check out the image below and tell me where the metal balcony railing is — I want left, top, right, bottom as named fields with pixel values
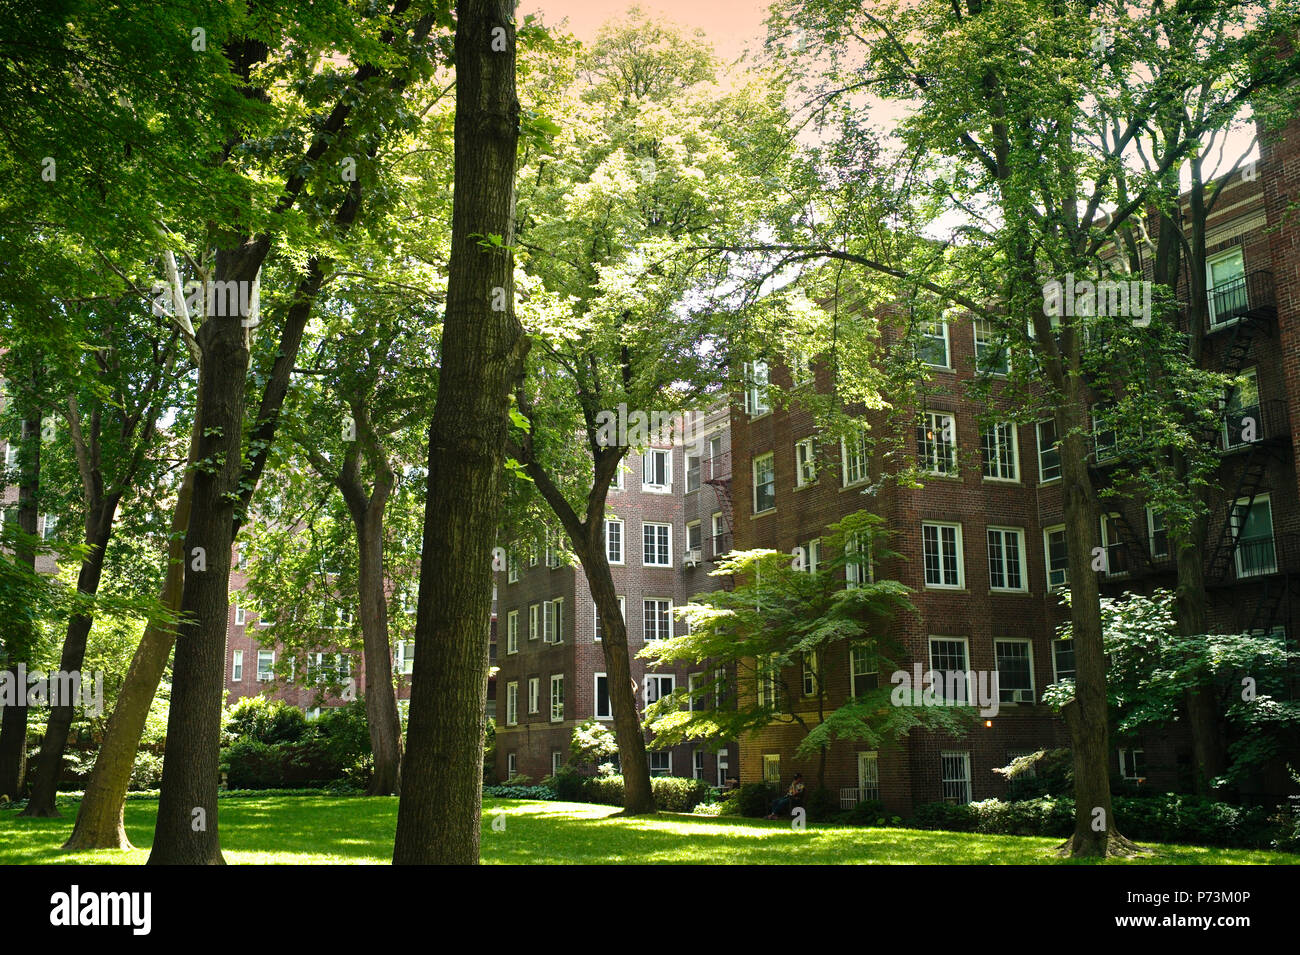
left=1206, top=270, right=1276, bottom=331
left=706, top=532, right=732, bottom=562
left=1222, top=398, right=1292, bottom=451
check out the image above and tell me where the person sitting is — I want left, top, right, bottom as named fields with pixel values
left=766, top=773, right=805, bottom=819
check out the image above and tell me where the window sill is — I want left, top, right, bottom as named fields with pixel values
left=990, top=588, right=1033, bottom=596
left=752, top=507, right=777, bottom=518
left=840, top=481, right=869, bottom=492
left=793, top=481, right=816, bottom=492
left=982, top=477, right=1021, bottom=485
left=642, top=486, right=674, bottom=494
left=642, top=562, right=673, bottom=569
left=923, top=585, right=967, bottom=592
left=1038, top=477, right=1062, bottom=487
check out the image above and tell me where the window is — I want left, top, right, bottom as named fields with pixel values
left=507, top=753, right=517, bottom=776
left=845, top=531, right=872, bottom=588
left=550, top=674, right=564, bottom=722
left=841, top=429, right=868, bottom=486
left=593, top=596, right=624, bottom=641
left=642, top=522, right=671, bottom=566
left=915, top=319, right=950, bottom=367
left=929, top=638, right=970, bottom=703
left=1118, top=748, right=1146, bottom=780
left=507, top=551, right=519, bottom=583
left=232, top=650, right=243, bottom=682
left=528, top=603, right=539, bottom=640
left=1100, top=513, right=1128, bottom=577
left=605, top=518, right=624, bottom=565
left=1044, top=526, right=1069, bottom=590
left=644, top=673, right=675, bottom=712
left=643, top=448, right=671, bottom=492
left=1037, top=420, right=1061, bottom=482
left=40, top=514, right=56, bottom=541
left=506, top=682, right=518, bottom=725
left=688, top=672, right=704, bottom=711
left=917, top=412, right=957, bottom=475
left=338, top=655, right=351, bottom=679
left=686, top=454, right=701, bottom=492
left=995, top=639, right=1034, bottom=703
left=257, top=650, right=275, bottom=682
left=922, top=522, right=963, bottom=589
left=693, top=750, right=706, bottom=780
left=1146, top=508, right=1168, bottom=561
left=717, top=748, right=730, bottom=787
left=545, top=538, right=562, bottom=568
left=850, top=644, right=878, bottom=697
left=234, top=605, right=246, bottom=627
left=506, top=611, right=519, bottom=654
left=1224, top=367, right=1260, bottom=450
left=3, top=444, right=16, bottom=469
left=1052, top=639, right=1076, bottom=682
left=711, top=512, right=726, bottom=559
left=648, top=751, right=672, bottom=777
left=643, top=598, right=672, bottom=642
left=794, top=438, right=816, bottom=486
left=743, top=360, right=771, bottom=416
left=552, top=751, right=564, bottom=776
left=857, top=752, right=880, bottom=802
left=707, top=435, right=724, bottom=478
left=1232, top=494, right=1276, bottom=578
left=396, top=640, right=415, bottom=675
left=756, top=653, right=778, bottom=707
left=986, top=527, right=1026, bottom=592
left=762, top=753, right=781, bottom=785
left=1092, top=406, right=1118, bottom=463
left=980, top=422, right=1018, bottom=481
left=974, top=318, right=1008, bottom=375
left=528, top=544, right=538, bottom=567
left=801, top=651, right=818, bottom=696
left=594, top=673, right=611, bottom=719
left=789, top=351, right=813, bottom=386
left=610, top=463, right=624, bottom=491
left=549, top=598, right=564, bottom=644
left=800, top=538, right=821, bottom=574
left=527, top=677, right=539, bottom=714
left=1207, top=247, right=1246, bottom=327
left=752, top=452, right=776, bottom=513
left=941, top=751, right=972, bottom=804
left=686, top=521, right=702, bottom=560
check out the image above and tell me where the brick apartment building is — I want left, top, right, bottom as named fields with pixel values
left=491, top=403, right=739, bottom=785
left=727, top=118, right=1300, bottom=815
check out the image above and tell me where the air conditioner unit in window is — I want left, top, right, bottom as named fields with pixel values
left=1013, top=689, right=1035, bottom=704
left=684, top=548, right=702, bottom=567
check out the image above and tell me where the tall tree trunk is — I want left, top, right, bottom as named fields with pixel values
left=21, top=500, right=120, bottom=817
left=148, top=248, right=260, bottom=865
left=393, top=0, right=527, bottom=865
left=0, top=411, right=41, bottom=799
left=64, top=460, right=195, bottom=849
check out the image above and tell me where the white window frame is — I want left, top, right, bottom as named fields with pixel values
left=549, top=598, right=564, bottom=645
left=1207, top=247, right=1246, bottom=328
left=981, top=421, right=1019, bottom=482
left=1146, top=507, right=1169, bottom=561
left=1037, top=420, right=1061, bottom=483
left=688, top=671, right=704, bottom=711
left=642, top=522, right=672, bottom=567
left=857, top=751, right=880, bottom=801
left=1223, top=366, right=1260, bottom=450
left=841, top=429, right=869, bottom=487
left=396, top=640, right=415, bottom=675
left=593, top=596, right=624, bottom=642
left=1044, top=525, right=1069, bottom=590
left=850, top=643, right=878, bottom=698
left=506, top=681, right=518, bottom=726
left=917, top=319, right=951, bottom=368
left=743, top=360, right=771, bottom=417
left=643, top=597, right=673, bottom=642
left=973, top=318, right=1008, bottom=375
left=845, top=530, right=872, bottom=589
left=528, top=603, right=539, bottom=640
left=1232, top=493, right=1276, bottom=578
left=642, top=448, right=672, bottom=493
left=232, top=650, right=243, bottom=682
left=605, top=517, right=624, bottom=565
left=507, top=752, right=517, bottom=776
left=756, top=653, right=778, bottom=707
left=752, top=452, right=776, bottom=514
left=1118, top=747, right=1147, bottom=780
left=928, top=637, right=971, bottom=704
left=801, top=650, right=818, bottom=697
left=507, top=610, right=519, bottom=654
left=918, top=411, right=957, bottom=475
left=994, top=638, right=1035, bottom=704
left=1051, top=638, right=1076, bottom=682
left=941, top=751, right=973, bottom=804
left=686, top=453, right=701, bottom=493
left=643, top=673, right=676, bottom=713
left=234, top=605, right=246, bottom=627
left=594, top=672, right=612, bottom=720
left=507, top=550, right=519, bottom=583
left=257, top=650, right=275, bottom=682
left=986, top=526, right=1027, bottom=593
left=794, top=437, right=816, bottom=487
left=527, top=676, right=539, bottom=714
left=922, top=521, right=964, bottom=589
left=648, top=750, right=673, bottom=777
left=693, top=750, right=706, bottom=780
left=550, top=674, right=564, bottom=722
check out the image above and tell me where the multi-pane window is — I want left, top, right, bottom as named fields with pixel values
left=795, top=438, right=816, bottom=486
left=610, top=463, right=624, bottom=491
left=1037, top=420, right=1061, bottom=482
left=756, top=654, right=778, bottom=707
left=527, top=677, right=539, bottom=714
left=552, top=751, right=564, bottom=776
left=1044, top=526, right=1069, bottom=589
left=257, top=650, right=275, bottom=682
left=1223, top=366, right=1260, bottom=450
left=507, top=551, right=519, bottom=583
left=1207, top=247, right=1246, bottom=327
left=707, top=435, right=724, bottom=478
left=506, top=681, right=518, bottom=726
left=841, top=429, right=868, bottom=486
left=922, top=522, right=963, bottom=588
left=648, top=751, right=672, bottom=777
left=802, top=538, right=821, bottom=574
left=743, top=360, right=771, bottom=416
left=917, top=412, right=957, bottom=474
left=1092, top=406, right=1118, bottom=462
left=916, top=319, right=950, bottom=367
left=686, top=521, right=702, bottom=559
left=234, top=605, right=246, bottom=627
left=507, top=753, right=517, bottom=776
left=1146, top=508, right=1169, bottom=560
left=845, top=530, right=872, bottom=589
left=688, top=672, right=704, bottom=712
left=593, top=596, right=624, bottom=642
left=980, top=422, right=1018, bottom=480
left=643, top=598, right=672, bottom=642
left=929, top=638, right=970, bottom=703
left=643, top=448, right=671, bottom=491
left=789, top=351, right=813, bottom=386
left=986, top=527, right=1026, bottom=591
left=594, top=673, right=612, bottom=719
left=857, top=752, right=880, bottom=802
left=974, top=318, right=1008, bottom=375
left=994, top=639, right=1034, bottom=703
left=1118, top=748, right=1146, bottom=780
left=693, top=750, right=706, bottom=780
left=550, top=675, right=564, bottom=722
left=644, top=673, right=675, bottom=712
left=1052, top=638, right=1076, bottom=681
left=642, top=522, right=671, bottom=566
left=528, top=603, right=539, bottom=640
left=396, top=640, right=414, bottom=675
left=941, top=751, right=972, bottom=804
left=1232, top=495, right=1276, bottom=578
left=605, top=518, right=623, bottom=564
left=753, top=452, right=776, bottom=513
left=711, top=512, right=726, bottom=558
left=686, top=454, right=701, bottom=492
left=801, top=651, right=818, bottom=696
left=41, top=514, right=56, bottom=541
left=232, top=650, right=243, bottom=682
left=762, top=754, right=781, bottom=787
left=850, top=644, right=878, bottom=697
left=550, top=598, right=564, bottom=644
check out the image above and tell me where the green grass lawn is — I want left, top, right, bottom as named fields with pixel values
left=1, top=796, right=1295, bottom=864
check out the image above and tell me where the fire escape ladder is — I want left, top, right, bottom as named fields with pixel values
left=1204, top=445, right=1273, bottom=582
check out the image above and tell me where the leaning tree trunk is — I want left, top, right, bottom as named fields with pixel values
left=148, top=250, right=258, bottom=866
left=1174, top=499, right=1226, bottom=795
left=64, top=458, right=195, bottom=849
left=393, top=0, right=527, bottom=865
left=21, top=499, right=120, bottom=817
left=0, top=411, right=41, bottom=800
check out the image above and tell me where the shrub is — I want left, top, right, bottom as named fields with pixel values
left=720, top=783, right=775, bottom=818
left=910, top=800, right=978, bottom=833
left=844, top=799, right=887, bottom=826
left=549, top=765, right=586, bottom=802
left=993, top=748, right=1073, bottom=799
left=129, top=751, right=165, bottom=791
left=805, top=787, right=839, bottom=823
left=224, top=698, right=308, bottom=745
left=222, top=736, right=347, bottom=789
left=692, top=802, right=724, bottom=816
left=578, top=774, right=713, bottom=811
left=483, top=784, right=555, bottom=800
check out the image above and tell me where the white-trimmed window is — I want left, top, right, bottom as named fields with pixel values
left=1207, top=247, right=1246, bottom=327
left=974, top=318, right=1008, bottom=375
left=642, top=522, right=671, bottom=567
left=507, top=610, right=519, bottom=654
left=743, top=360, right=771, bottom=416
left=528, top=603, right=539, bottom=640
left=1051, top=639, right=1076, bottom=682
left=929, top=637, right=970, bottom=704
left=648, top=751, right=672, bottom=777
left=550, top=674, right=564, bottom=722
left=605, top=517, right=624, bottom=565
left=1118, top=748, right=1146, bottom=780
left=1147, top=508, right=1169, bottom=561
left=941, top=751, right=972, bottom=804
left=507, top=551, right=519, bottom=583
left=232, top=650, right=243, bottom=682
left=1223, top=366, right=1260, bottom=450
left=841, top=428, right=868, bottom=486
left=551, top=751, right=564, bottom=776
left=752, top=452, right=776, bottom=513
left=789, top=351, right=813, bottom=386
left=916, top=319, right=950, bottom=368
left=644, top=673, right=675, bottom=713
left=396, top=640, right=415, bottom=675
left=845, top=530, right=872, bottom=589
left=3, top=443, right=16, bottom=469
left=795, top=438, right=816, bottom=486
left=711, top=512, right=725, bottom=558
left=234, top=605, right=246, bottom=627
left=506, top=681, right=518, bottom=725
left=1232, top=494, right=1276, bottom=578
left=688, top=672, right=704, bottom=711
left=1092, top=406, right=1118, bottom=463
left=549, top=598, right=564, bottom=645
left=1044, top=525, right=1069, bottom=590
left=857, top=751, right=880, bottom=801
left=803, top=538, right=821, bottom=574
left=528, top=543, right=538, bottom=567
left=610, top=462, right=624, bottom=491
left=756, top=653, right=778, bottom=707
left=922, top=522, right=963, bottom=588
left=716, top=748, right=730, bottom=787
left=1037, top=420, right=1061, bottom=482
left=850, top=643, right=878, bottom=697
left=643, top=448, right=672, bottom=492
left=257, top=650, right=275, bottom=682
left=917, top=412, right=957, bottom=475
left=693, top=750, right=706, bottom=780
left=686, top=521, right=702, bottom=561
left=981, top=421, right=1018, bottom=481
left=40, top=513, right=56, bottom=541
left=762, top=753, right=781, bottom=785
left=994, top=638, right=1034, bottom=704
left=507, top=752, right=517, bottom=776
left=986, top=527, right=1026, bottom=592
left=593, top=596, right=624, bottom=642
left=527, top=676, right=539, bottom=714
left=643, top=598, right=672, bottom=642
left=594, top=673, right=611, bottom=719
left=686, top=454, right=701, bottom=493
left=801, top=651, right=819, bottom=697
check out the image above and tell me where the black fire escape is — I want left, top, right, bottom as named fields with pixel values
left=703, top=449, right=734, bottom=562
